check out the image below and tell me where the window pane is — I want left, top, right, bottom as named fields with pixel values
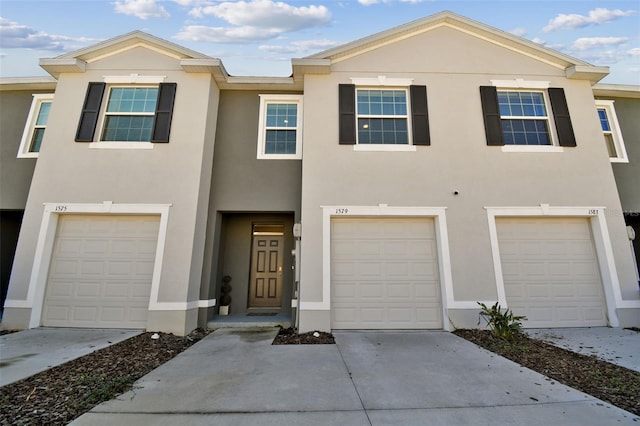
left=107, top=87, right=158, bottom=113
left=358, top=118, right=408, bottom=144
left=265, top=129, right=296, bottom=154
left=357, top=89, right=407, bottom=117
left=501, top=119, right=550, bottom=145
left=266, top=103, right=297, bottom=128
left=30, top=128, right=45, bottom=152
left=36, top=102, right=51, bottom=126
left=597, top=109, right=611, bottom=131
left=498, top=91, right=546, bottom=117
left=605, top=134, right=617, bottom=157
left=102, top=116, right=154, bottom=141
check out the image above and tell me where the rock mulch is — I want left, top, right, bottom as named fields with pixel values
left=453, top=329, right=640, bottom=416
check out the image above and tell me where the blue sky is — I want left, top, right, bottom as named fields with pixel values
left=1, top=0, right=638, bottom=84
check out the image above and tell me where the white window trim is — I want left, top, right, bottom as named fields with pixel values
left=355, top=86, right=413, bottom=149
left=351, top=76, right=414, bottom=87
left=18, top=94, right=54, bottom=158
left=98, top=85, right=158, bottom=143
left=257, top=94, right=303, bottom=160
left=300, top=205, right=454, bottom=330
left=89, top=142, right=154, bottom=150
left=595, top=100, right=628, bottom=163
left=103, top=74, right=166, bottom=84
left=496, top=88, right=558, bottom=150
left=491, top=80, right=564, bottom=152
left=485, top=204, right=640, bottom=329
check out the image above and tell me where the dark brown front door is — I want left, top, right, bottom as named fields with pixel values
left=249, top=233, right=283, bottom=308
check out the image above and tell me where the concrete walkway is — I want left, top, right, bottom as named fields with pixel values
left=73, top=329, right=638, bottom=425
left=0, top=328, right=142, bottom=387
left=527, top=327, right=640, bottom=373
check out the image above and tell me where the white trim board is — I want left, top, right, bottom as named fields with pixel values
left=484, top=204, right=634, bottom=327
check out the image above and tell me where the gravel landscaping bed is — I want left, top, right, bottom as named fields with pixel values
left=453, top=328, right=640, bottom=416
left=0, top=329, right=209, bottom=425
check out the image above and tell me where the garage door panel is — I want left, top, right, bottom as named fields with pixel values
left=497, top=218, right=607, bottom=328
left=331, top=218, right=442, bottom=329
left=43, top=215, right=159, bottom=329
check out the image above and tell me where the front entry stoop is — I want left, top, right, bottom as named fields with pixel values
left=207, top=313, right=291, bottom=330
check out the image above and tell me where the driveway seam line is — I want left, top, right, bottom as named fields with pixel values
left=335, top=341, right=373, bottom=426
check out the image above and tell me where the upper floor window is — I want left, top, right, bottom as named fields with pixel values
left=595, top=100, right=628, bottom=163
left=481, top=83, right=576, bottom=151
left=257, top=94, right=302, bottom=159
left=102, top=87, right=158, bottom=142
left=18, top=94, right=54, bottom=158
left=339, top=79, right=430, bottom=151
left=497, top=91, right=551, bottom=145
left=357, top=89, right=409, bottom=145
left=75, top=79, right=176, bottom=148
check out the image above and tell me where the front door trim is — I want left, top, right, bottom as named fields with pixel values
left=248, top=223, right=284, bottom=310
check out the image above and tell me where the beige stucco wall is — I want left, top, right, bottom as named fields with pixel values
left=298, top=26, right=638, bottom=331
left=0, top=91, right=51, bottom=210
left=3, top=46, right=219, bottom=335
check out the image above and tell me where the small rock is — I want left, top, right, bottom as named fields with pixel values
left=151, top=333, right=160, bottom=340
left=313, top=332, right=320, bottom=338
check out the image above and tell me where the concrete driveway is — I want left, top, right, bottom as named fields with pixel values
left=0, top=328, right=142, bottom=387
left=73, top=329, right=638, bottom=425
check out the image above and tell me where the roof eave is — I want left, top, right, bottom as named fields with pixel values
left=0, top=76, right=58, bottom=92
left=566, top=65, right=610, bottom=85
left=39, top=58, right=86, bottom=78
left=593, top=83, right=640, bottom=98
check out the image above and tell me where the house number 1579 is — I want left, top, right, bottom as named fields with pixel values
left=335, top=208, right=349, bottom=215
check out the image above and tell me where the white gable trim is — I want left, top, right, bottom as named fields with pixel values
left=329, top=22, right=567, bottom=71
left=87, top=42, right=183, bottom=63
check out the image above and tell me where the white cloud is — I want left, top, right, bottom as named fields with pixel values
left=195, top=0, right=331, bottom=31
left=114, top=0, right=170, bottom=20
left=358, top=0, right=426, bottom=4
left=178, top=0, right=331, bottom=43
left=175, top=25, right=282, bottom=43
left=571, top=37, right=630, bottom=51
left=0, top=17, right=97, bottom=50
left=629, top=47, right=640, bottom=56
left=543, top=8, right=636, bottom=32
left=259, top=39, right=341, bottom=54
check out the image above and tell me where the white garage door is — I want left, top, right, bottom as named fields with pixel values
left=42, top=215, right=160, bottom=328
left=331, top=218, right=442, bottom=329
left=496, top=217, right=607, bottom=328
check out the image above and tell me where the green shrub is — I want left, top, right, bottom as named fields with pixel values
left=477, top=302, right=526, bottom=340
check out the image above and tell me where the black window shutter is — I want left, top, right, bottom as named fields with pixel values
left=548, top=88, right=576, bottom=147
left=151, top=82, right=177, bottom=143
left=479, top=86, right=504, bottom=146
left=410, top=85, right=430, bottom=146
left=339, top=84, right=356, bottom=145
left=75, top=82, right=105, bottom=142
